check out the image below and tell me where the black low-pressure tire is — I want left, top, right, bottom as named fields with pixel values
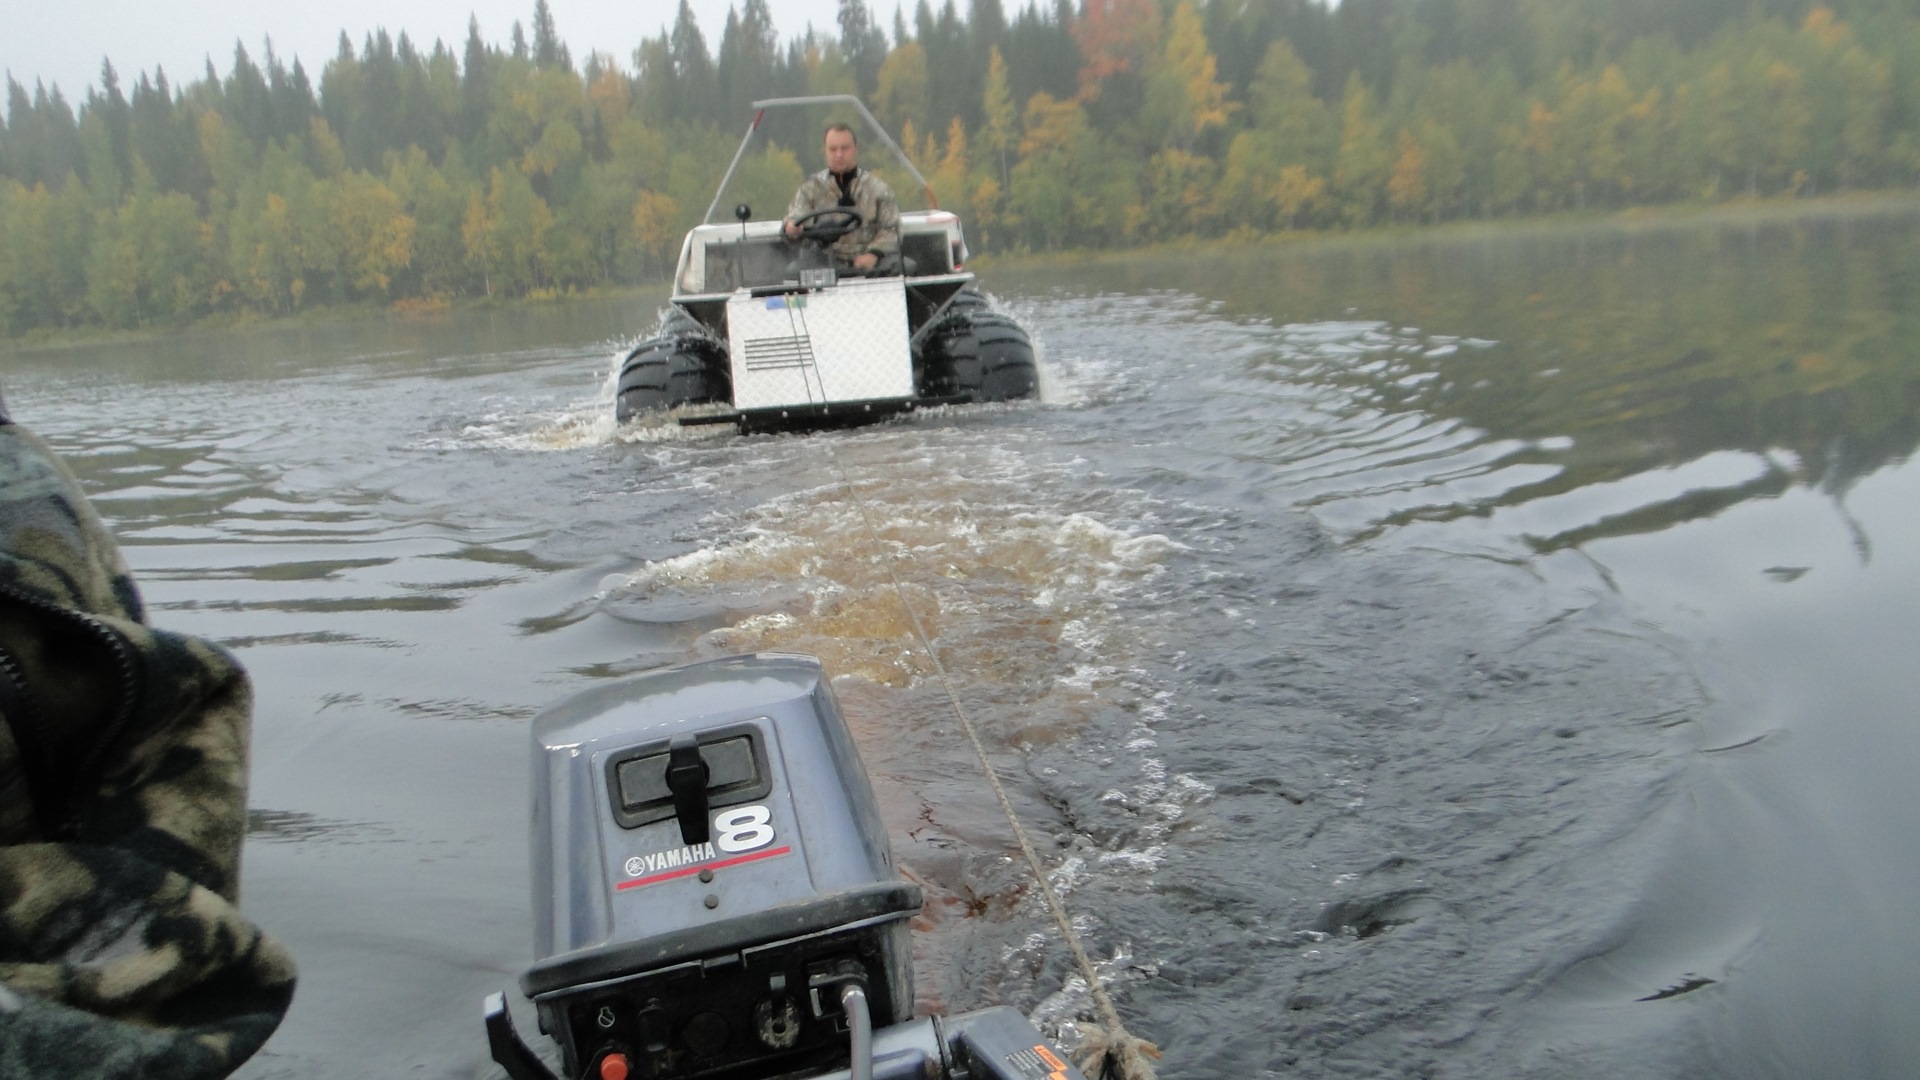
left=917, top=303, right=1038, bottom=404
left=943, top=285, right=993, bottom=317
left=615, top=333, right=730, bottom=422
left=968, top=312, right=1039, bottom=401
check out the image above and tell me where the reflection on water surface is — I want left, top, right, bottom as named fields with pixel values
left=7, top=202, right=1920, bottom=1078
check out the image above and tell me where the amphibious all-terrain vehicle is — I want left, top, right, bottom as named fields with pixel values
left=483, top=653, right=1087, bottom=1080
left=614, top=97, right=1038, bottom=433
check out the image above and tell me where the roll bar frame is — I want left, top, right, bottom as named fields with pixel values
left=701, top=95, right=939, bottom=225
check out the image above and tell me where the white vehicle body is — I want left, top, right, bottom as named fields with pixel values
left=724, top=278, right=913, bottom=410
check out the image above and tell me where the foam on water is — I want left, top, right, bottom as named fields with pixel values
left=598, top=456, right=1183, bottom=689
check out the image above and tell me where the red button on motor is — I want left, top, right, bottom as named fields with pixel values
left=599, top=1052, right=631, bottom=1080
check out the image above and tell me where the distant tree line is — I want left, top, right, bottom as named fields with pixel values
left=3, top=0, right=1918, bottom=335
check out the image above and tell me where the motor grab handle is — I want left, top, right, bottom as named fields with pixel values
left=485, top=993, right=562, bottom=1080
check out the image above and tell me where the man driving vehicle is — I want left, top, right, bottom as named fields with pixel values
left=784, top=122, right=901, bottom=275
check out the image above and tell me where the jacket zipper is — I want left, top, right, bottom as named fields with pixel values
left=0, top=579, right=142, bottom=837
left=0, top=641, right=57, bottom=831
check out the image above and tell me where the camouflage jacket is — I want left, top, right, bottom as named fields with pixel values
left=0, top=400, right=294, bottom=1079
left=786, top=167, right=901, bottom=263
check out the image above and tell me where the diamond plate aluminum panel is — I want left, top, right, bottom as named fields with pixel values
left=727, top=279, right=913, bottom=410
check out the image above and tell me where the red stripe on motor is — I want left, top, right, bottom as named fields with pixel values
left=615, top=845, right=793, bottom=891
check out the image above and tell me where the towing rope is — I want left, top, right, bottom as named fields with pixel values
left=825, top=454, right=1160, bottom=1080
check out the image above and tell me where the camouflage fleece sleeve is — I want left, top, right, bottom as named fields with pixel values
left=860, top=174, right=900, bottom=258
left=787, top=171, right=832, bottom=224
left=0, top=421, right=295, bottom=1079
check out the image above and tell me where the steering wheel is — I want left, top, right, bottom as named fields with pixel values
left=791, top=207, right=865, bottom=245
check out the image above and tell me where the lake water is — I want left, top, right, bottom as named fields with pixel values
left=6, top=201, right=1920, bottom=1078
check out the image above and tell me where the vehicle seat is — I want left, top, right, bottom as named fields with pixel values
left=899, top=233, right=950, bottom=274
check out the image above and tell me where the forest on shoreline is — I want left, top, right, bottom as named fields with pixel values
left=3, top=0, right=1919, bottom=337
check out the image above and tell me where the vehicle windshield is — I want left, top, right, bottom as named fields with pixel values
left=702, top=96, right=937, bottom=227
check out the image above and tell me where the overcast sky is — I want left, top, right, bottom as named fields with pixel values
left=1, top=0, right=851, bottom=103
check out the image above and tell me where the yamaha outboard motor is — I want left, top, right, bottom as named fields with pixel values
left=485, top=653, right=1088, bottom=1080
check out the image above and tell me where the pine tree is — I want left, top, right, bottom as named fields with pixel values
left=839, top=0, right=889, bottom=99
left=532, top=0, right=573, bottom=72
left=129, top=68, right=196, bottom=197
left=226, top=42, right=274, bottom=153
left=461, top=17, right=493, bottom=149
left=271, top=51, right=320, bottom=148
left=1002, top=1, right=1077, bottom=107
left=87, top=59, right=134, bottom=194
left=926, top=2, right=971, bottom=132
left=669, top=0, right=717, bottom=124
left=708, top=0, right=785, bottom=131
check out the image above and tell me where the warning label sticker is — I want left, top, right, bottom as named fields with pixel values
left=1000, top=1043, right=1073, bottom=1080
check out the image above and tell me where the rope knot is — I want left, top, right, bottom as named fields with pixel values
left=1074, top=1024, right=1162, bottom=1080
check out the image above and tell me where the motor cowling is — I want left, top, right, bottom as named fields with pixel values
left=522, top=654, right=918, bottom=1079
left=487, top=652, right=1090, bottom=1080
